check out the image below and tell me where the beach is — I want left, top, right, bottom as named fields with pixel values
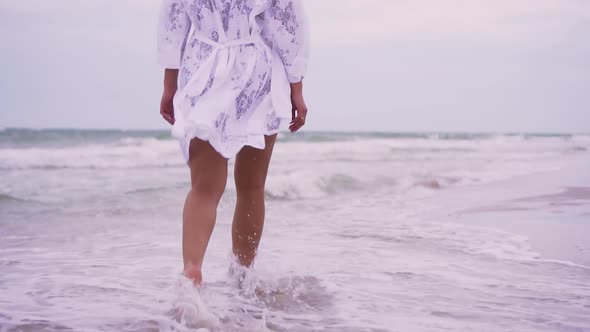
left=1, top=129, right=589, bottom=332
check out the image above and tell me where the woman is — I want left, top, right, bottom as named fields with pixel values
left=157, top=0, right=310, bottom=285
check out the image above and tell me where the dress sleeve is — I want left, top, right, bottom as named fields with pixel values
left=262, top=0, right=310, bottom=83
left=157, top=0, right=192, bottom=69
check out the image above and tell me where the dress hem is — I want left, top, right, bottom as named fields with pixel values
left=174, top=118, right=290, bottom=165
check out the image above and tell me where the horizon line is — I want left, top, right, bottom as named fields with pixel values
left=1, top=127, right=589, bottom=136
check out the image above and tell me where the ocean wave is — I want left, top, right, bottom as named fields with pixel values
left=0, top=138, right=184, bottom=170
left=113, top=137, right=173, bottom=147
left=531, top=258, right=590, bottom=271
left=572, top=134, right=590, bottom=144
left=263, top=168, right=473, bottom=201
left=2, top=128, right=585, bottom=148
left=264, top=172, right=367, bottom=200
left=2, top=132, right=587, bottom=208
left=0, top=128, right=174, bottom=149
left=0, top=193, right=23, bottom=202
left=125, top=183, right=188, bottom=195
left=1, top=131, right=588, bottom=170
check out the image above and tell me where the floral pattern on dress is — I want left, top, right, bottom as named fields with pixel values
left=157, top=0, right=309, bottom=162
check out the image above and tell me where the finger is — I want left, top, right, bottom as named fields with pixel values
left=290, top=117, right=305, bottom=132
left=164, top=106, right=175, bottom=119
left=160, top=107, right=169, bottom=119
left=296, top=110, right=307, bottom=126
left=161, top=113, right=173, bottom=125
left=289, top=115, right=301, bottom=130
left=165, top=111, right=175, bottom=125
left=165, top=104, right=175, bottom=117
left=298, top=113, right=308, bottom=128
left=290, top=123, right=303, bottom=132
left=289, top=106, right=308, bottom=131
left=292, top=110, right=306, bottom=124
left=295, top=118, right=306, bottom=131
left=160, top=108, right=175, bottom=125
left=290, top=108, right=306, bottom=123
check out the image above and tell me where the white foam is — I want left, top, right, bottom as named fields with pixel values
left=166, top=277, right=220, bottom=331
left=2, top=134, right=590, bottom=331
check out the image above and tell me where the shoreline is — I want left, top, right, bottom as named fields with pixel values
left=427, top=158, right=590, bottom=266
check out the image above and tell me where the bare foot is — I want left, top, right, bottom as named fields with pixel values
left=184, top=263, right=203, bottom=286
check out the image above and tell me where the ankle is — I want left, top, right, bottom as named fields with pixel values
left=183, top=263, right=203, bottom=285
left=231, top=250, right=254, bottom=268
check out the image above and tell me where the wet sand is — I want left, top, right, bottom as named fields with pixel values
left=432, top=159, right=590, bottom=266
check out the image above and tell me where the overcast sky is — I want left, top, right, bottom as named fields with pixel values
left=0, top=0, right=589, bottom=133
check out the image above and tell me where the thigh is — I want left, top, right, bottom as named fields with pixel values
left=234, top=135, right=277, bottom=191
left=188, top=138, right=228, bottom=193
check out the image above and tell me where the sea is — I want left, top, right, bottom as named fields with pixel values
left=1, top=128, right=589, bottom=332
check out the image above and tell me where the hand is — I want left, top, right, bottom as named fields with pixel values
left=289, top=92, right=308, bottom=132
left=160, top=88, right=176, bottom=125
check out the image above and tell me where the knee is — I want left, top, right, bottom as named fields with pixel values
left=235, top=180, right=266, bottom=198
left=191, top=178, right=226, bottom=202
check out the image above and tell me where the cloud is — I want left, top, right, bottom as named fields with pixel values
left=3, top=0, right=588, bottom=48
left=0, top=0, right=588, bottom=132
left=306, top=0, right=590, bottom=47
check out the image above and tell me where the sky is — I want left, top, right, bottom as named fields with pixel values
left=0, top=0, right=589, bottom=133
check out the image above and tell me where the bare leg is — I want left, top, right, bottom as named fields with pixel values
left=232, top=135, right=277, bottom=267
left=183, top=138, right=228, bottom=284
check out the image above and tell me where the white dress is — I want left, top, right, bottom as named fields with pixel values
left=157, top=0, right=310, bottom=162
